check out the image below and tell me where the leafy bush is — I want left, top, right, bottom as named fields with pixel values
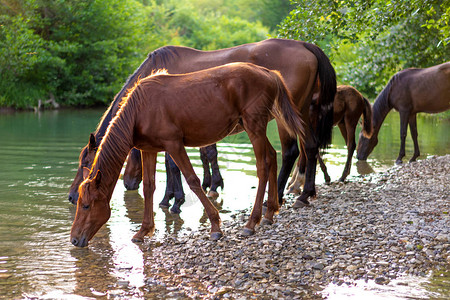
left=278, top=0, right=450, bottom=99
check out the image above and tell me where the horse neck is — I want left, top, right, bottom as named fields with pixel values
left=91, top=104, right=136, bottom=198
left=94, top=50, right=162, bottom=140
left=371, top=83, right=393, bottom=136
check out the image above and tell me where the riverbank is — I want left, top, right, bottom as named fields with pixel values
left=139, top=155, right=449, bottom=299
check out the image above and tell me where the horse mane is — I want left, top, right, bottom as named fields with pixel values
left=89, top=71, right=167, bottom=182
left=92, top=46, right=179, bottom=141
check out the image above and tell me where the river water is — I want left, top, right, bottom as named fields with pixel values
left=0, top=109, right=448, bottom=299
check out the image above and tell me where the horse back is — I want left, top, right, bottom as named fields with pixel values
left=133, top=63, right=279, bottom=149
left=176, top=39, right=319, bottom=107
left=391, top=62, right=450, bottom=113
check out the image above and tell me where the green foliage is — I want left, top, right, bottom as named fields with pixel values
left=1, top=0, right=278, bottom=108
left=278, top=0, right=450, bottom=98
left=165, top=1, right=267, bottom=50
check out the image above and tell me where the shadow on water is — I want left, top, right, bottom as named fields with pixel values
left=0, top=109, right=448, bottom=298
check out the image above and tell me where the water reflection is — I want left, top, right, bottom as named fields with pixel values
left=0, top=109, right=448, bottom=299
left=323, top=272, right=448, bottom=299
left=160, top=208, right=185, bottom=236
left=355, top=160, right=375, bottom=176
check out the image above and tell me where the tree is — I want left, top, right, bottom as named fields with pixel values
left=278, top=0, right=449, bottom=97
left=0, top=0, right=273, bottom=108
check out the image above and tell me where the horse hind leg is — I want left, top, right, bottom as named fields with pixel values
left=317, top=153, right=331, bottom=183
left=199, top=147, right=212, bottom=192
left=166, top=143, right=222, bottom=240
left=277, top=125, right=300, bottom=205
left=242, top=134, right=278, bottom=236
left=408, top=114, right=420, bottom=162
left=293, top=132, right=319, bottom=208
left=338, top=121, right=356, bottom=182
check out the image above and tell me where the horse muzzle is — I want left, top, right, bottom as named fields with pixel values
left=71, top=235, right=88, bottom=247
left=68, top=191, right=79, bottom=205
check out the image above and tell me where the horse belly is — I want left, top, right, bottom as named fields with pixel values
left=181, top=114, right=241, bottom=147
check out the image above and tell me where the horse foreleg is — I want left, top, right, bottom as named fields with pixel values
left=408, top=114, right=420, bottom=162
left=202, top=144, right=224, bottom=198
left=167, top=144, right=222, bottom=240
left=287, top=161, right=304, bottom=195
left=396, top=111, right=409, bottom=164
left=199, top=147, right=212, bottom=192
left=160, top=154, right=185, bottom=213
left=287, top=162, right=299, bottom=187
left=207, top=145, right=224, bottom=193
left=132, top=151, right=157, bottom=243
left=243, top=136, right=277, bottom=236
left=339, top=121, right=355, bottom=182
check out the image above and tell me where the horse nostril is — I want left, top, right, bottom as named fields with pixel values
left=124, top=183, right=129, bottom=190
left=71, top=237, right=79, bottom=246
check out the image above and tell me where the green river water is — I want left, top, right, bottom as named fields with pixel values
left=0, top=109, right=448, bottom=299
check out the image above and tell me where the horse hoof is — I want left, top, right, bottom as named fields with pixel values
left=170, top=206, right=181, bottom=214
left=131, top=236, right=144, bottom=243
left=207, top=190, right=219, bottom=199
left=261, top=218, right=273, bottom=226
left=240, top=227, right=255, bottom=236
left=159, top=202, right=170, bottom=209
left=292, top=199, right=310, bottom=209
left=210, top=231, right=223, bottom=241
left=262, top=205, right=267, bottom=215
left=287, top=187, right=301, bottom=195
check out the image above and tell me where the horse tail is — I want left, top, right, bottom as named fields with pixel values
left=271, top=71, right=306, bottom=145
left=303, top=42, right=337, bottom=149
left=361, top=96, right=373, bottom=138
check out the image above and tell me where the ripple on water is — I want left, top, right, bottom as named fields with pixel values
left=322, top=273, right=445, bottom=299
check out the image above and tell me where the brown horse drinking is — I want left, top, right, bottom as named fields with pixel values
left=69, top=39, right=336, bottom=210
left=287, top=85, right=373, bottom=194
left=357, top=62, right=450, bottom=164
left=70, top=63, right=306, bottom=247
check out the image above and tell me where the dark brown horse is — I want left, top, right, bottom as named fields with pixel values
left=357, top=62, right=450, bottom=164
left=70, top=63, right=306, bottom=247
left=70, top=38, right=336, bottom=210
left=287, top=85, right=373, bottom=194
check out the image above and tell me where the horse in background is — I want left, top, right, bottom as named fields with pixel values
left=287, top=85, right=373, bottom=194
left=104, top=38, right=336, bottom=211
left=357, top=62, right=450, bottom=164
left=70, top=63, right=306, bottom=247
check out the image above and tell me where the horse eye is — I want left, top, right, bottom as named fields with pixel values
left=82, top=204, right=90, bottom=210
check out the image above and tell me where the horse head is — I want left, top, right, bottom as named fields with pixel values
left=356, top=131, right=378, bottom=160
left=123, top=148, right=142, bottom=190
left=70, top=170, right=111, bottom=247
left=68, top=134, right=98, bottom=204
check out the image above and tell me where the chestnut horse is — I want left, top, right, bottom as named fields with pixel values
left=70, top=38, right=336, bottom=210
left=70, top=63, right=306, bottom=247
left=287, top=85, right=373, bottom=194
left=357, top=62, right=450, bottom=164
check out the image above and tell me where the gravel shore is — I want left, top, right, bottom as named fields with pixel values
left=142, top=155, right=449, bottom=299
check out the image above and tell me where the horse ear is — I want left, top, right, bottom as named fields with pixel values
left=93, top=170, right=102, bottom=188
left=82, top=167, right=90, bottom=180
left=88, top=133, right=96, bottom=151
